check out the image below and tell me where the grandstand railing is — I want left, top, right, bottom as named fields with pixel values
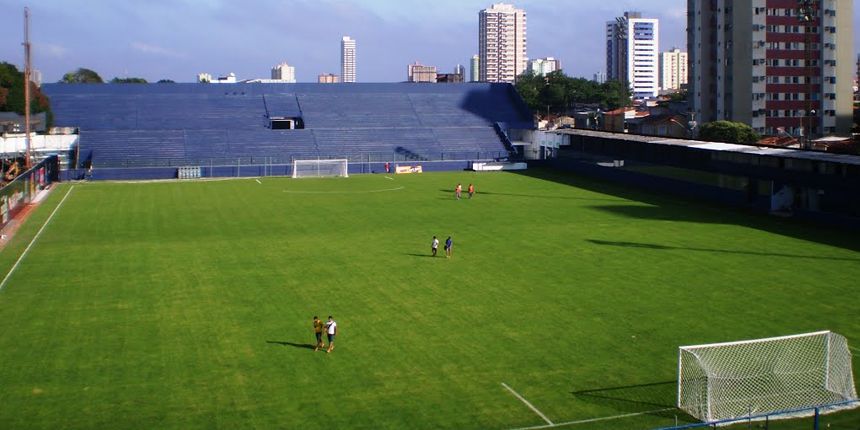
left=0, top=155, right=60, bottom=230
left=86, top=150, right=511, bottom=169
left=654, top=399, right=860, bottom=430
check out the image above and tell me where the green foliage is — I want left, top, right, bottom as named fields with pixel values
left=515, top=71, right=631, bottom=116
left=60, top=67, right=104, bottom=84
left=0, top=172, right=858, bottom=428
left=110, top=77, right=148, bottom=84
left=156, top=79, right=176, bottom=84
left=698, top=120, right=761, bottom=144
left=0, top=62, right=53, bottom=127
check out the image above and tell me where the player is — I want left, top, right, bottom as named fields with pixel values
left=455, top=183, right=462, bottom=200
left=313, top=316, right=325, bottom=351
left=325, top=316, right=338, bottom=353
left=468, top=183, right=475, bottom=199
left=431, top=236, right=439, bottom=257
left=445, top=236, right=453, bottom=258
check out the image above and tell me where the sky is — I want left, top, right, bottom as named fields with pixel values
left=0, top=0, right=858, bottom=83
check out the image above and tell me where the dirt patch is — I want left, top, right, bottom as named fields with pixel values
left=0, top=187, right=53, bottom=253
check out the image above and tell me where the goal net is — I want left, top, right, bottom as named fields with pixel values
left=292, top=159, right=349, bottom=179
left=678, top=331, right=857, bottom=424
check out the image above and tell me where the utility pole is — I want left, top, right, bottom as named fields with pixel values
left=23, top=7, right=32, bottom=168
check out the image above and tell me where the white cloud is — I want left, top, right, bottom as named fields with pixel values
left=131, top=42, right=185, bottom=59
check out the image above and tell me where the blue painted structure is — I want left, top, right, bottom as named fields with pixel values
left=43, top=83, right=533, bottom=179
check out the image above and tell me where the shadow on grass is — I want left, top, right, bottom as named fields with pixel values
left=406, top=253, right=438, bottom=258
left=514, top=168, right=860, bottom=252
left=587, top=239, right=860, bottom=262
left=266, top=340, right=314, bottom=350
left=571, top=380, right=691, bottom=423
left=437, top=188, right=621, bottom=202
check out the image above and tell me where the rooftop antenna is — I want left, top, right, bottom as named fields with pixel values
left=23, top=7, right=32, bottom=168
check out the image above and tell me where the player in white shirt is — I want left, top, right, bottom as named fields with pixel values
left=431, top=236, right=439, bottom=257
left=325, top=316, right=338, bottom=353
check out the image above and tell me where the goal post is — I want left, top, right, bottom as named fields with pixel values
left=292, top=159, right=349, bottom=179
left=677, top=331, right=858, bottom=423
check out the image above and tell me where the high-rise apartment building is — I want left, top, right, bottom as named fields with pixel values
left=408, top=63, right=438, bottom=83
left=606, top=12, right=659, bottom=99
left=528, top=57, right=561, bottom=76
left=470, top=55, right=480, bottom=82
left=478, top=3, right=527, bottom=83
left=341, top=36, right=356, bottom=83
left=660, top=48, right=688, bottom=91
left=271, top=62, right=296, bottom=83
left=688, top=0, right=854, bottom=136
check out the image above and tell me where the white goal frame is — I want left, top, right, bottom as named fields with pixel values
left=677, top=331, right=858, bottom=424
left=292, top=159, right=349, bottom=179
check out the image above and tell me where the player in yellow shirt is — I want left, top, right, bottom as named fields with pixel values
left=313, top=316, right=326, bottom=351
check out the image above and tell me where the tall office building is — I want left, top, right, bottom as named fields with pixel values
left=271, top=62, right=296, bottom=83
left=528, top=57, right=561, bottom=76
left=660, top=48, right=688, bottom=91
left=688, top=0, right=854, bottom=136
left=478, top=3, right=527, bottom=83
left=341, top=36, right=356, bottom=83
left=470, top=55, right=480, bottom=82
left=606, top=12, right=659, bottom=99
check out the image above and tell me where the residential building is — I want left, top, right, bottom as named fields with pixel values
left=408, top=63, right=438, bottom=83
left=479, top=3, right=527, bottom=83
left=470, top=55, right=480, bottom=82
left=688, top=0, right=854, bottom=136
left=341, top=36, right=356, bottom=83
left=270, top=62, right=296, bottom=83
left=606, top=11, right=660, bottom=99
left=660, top=48, right=688, bottom=92
left=528, top=57, right=561, bottom=76
left=593, top=71, right=606, bottom=84
left=197, top=72, right=236, bottom=84
left=318, top=73, right=340, bottom=83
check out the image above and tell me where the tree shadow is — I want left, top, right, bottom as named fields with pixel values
left=266, top=340, right=314, bottom=350
left=586, top=239, right=860, bottom=262
left=513, top=168, right=860, bottom=252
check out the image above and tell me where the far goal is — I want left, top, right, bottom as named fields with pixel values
left=678, top=331, right=858, bottom=424
left=292, top=159, right=349, bottom=179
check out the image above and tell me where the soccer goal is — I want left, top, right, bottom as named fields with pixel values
left=677, top=331, right=858, bottom=424
left=292, top=159, right=349, bottom=179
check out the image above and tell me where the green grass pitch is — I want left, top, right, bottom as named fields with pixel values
left=0, top=169, right=858, bottom=429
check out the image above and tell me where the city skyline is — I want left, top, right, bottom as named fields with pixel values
left=0, top=0, right=857, bottom=84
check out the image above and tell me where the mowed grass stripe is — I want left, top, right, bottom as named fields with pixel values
left=0, top=170, right=857, bottom=429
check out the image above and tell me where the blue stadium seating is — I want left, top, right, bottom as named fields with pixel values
left=44, top=83, right=533, bottom=170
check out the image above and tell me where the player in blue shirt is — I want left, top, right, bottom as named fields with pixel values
left=445, top=236, right=453, bottom=258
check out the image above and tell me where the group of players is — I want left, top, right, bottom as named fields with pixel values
left=312, top=316, right=337, bottom=353
left=454, top=183, right=475, bottom=200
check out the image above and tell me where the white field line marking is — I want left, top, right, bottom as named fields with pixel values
left=508, top=408, right=676, bottom=430
left=384, top=176, right=394, bottom=180
left=255, top=178, right=262, bottom=184
left=0, top=185, right=75, bottom=292
left=283, top=186, right=405, bottom=194
left=501, top=383, right=553, bottom=426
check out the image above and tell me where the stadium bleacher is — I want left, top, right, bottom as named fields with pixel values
left=44, top=82, right=533, bottom=174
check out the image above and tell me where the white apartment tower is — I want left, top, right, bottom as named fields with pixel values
left=341, top=36, right=356, bottom=83
left=606, top=12, right=660, bottom=99
left=470, top=55, right=480, bottom=82
left=528, top=57, right=561, bottom=76
left=479, top=3, right=527, bottom=83
left=660, top=48, right=688, bottom=91
left=271, top=62, right=296, bottom=83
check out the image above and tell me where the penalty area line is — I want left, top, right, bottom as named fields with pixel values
left=501, top=382, right=553, bottom=426
left=255, top=178, right=262, bottom=184
left=508, top=407, right=676, bottom=430
left=0, top=185, right=75, bottom=292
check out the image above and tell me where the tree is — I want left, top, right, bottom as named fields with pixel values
left=698, top=121, right=761, bottom=144
left=156, top=79, right=176, bottom=84
left=110, top=77, right=148, bottom=84
left=60, top=68, right=103, bottom=84
left=0, top=62, right=53, bottom=128
left=515, top=70, right=631, bottom=117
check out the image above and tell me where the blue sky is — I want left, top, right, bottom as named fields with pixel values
left=0, top=0, right=857, bottom=83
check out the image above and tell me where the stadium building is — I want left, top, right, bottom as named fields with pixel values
left=41, top=83, right=533, bottom=180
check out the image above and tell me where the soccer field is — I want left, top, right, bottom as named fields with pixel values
left=0, top=169, right=858, bottom=429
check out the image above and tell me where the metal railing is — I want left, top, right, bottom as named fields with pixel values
left=655, top=399, right=860, bottom=430
left=0, top=155, right=60, bottom=229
